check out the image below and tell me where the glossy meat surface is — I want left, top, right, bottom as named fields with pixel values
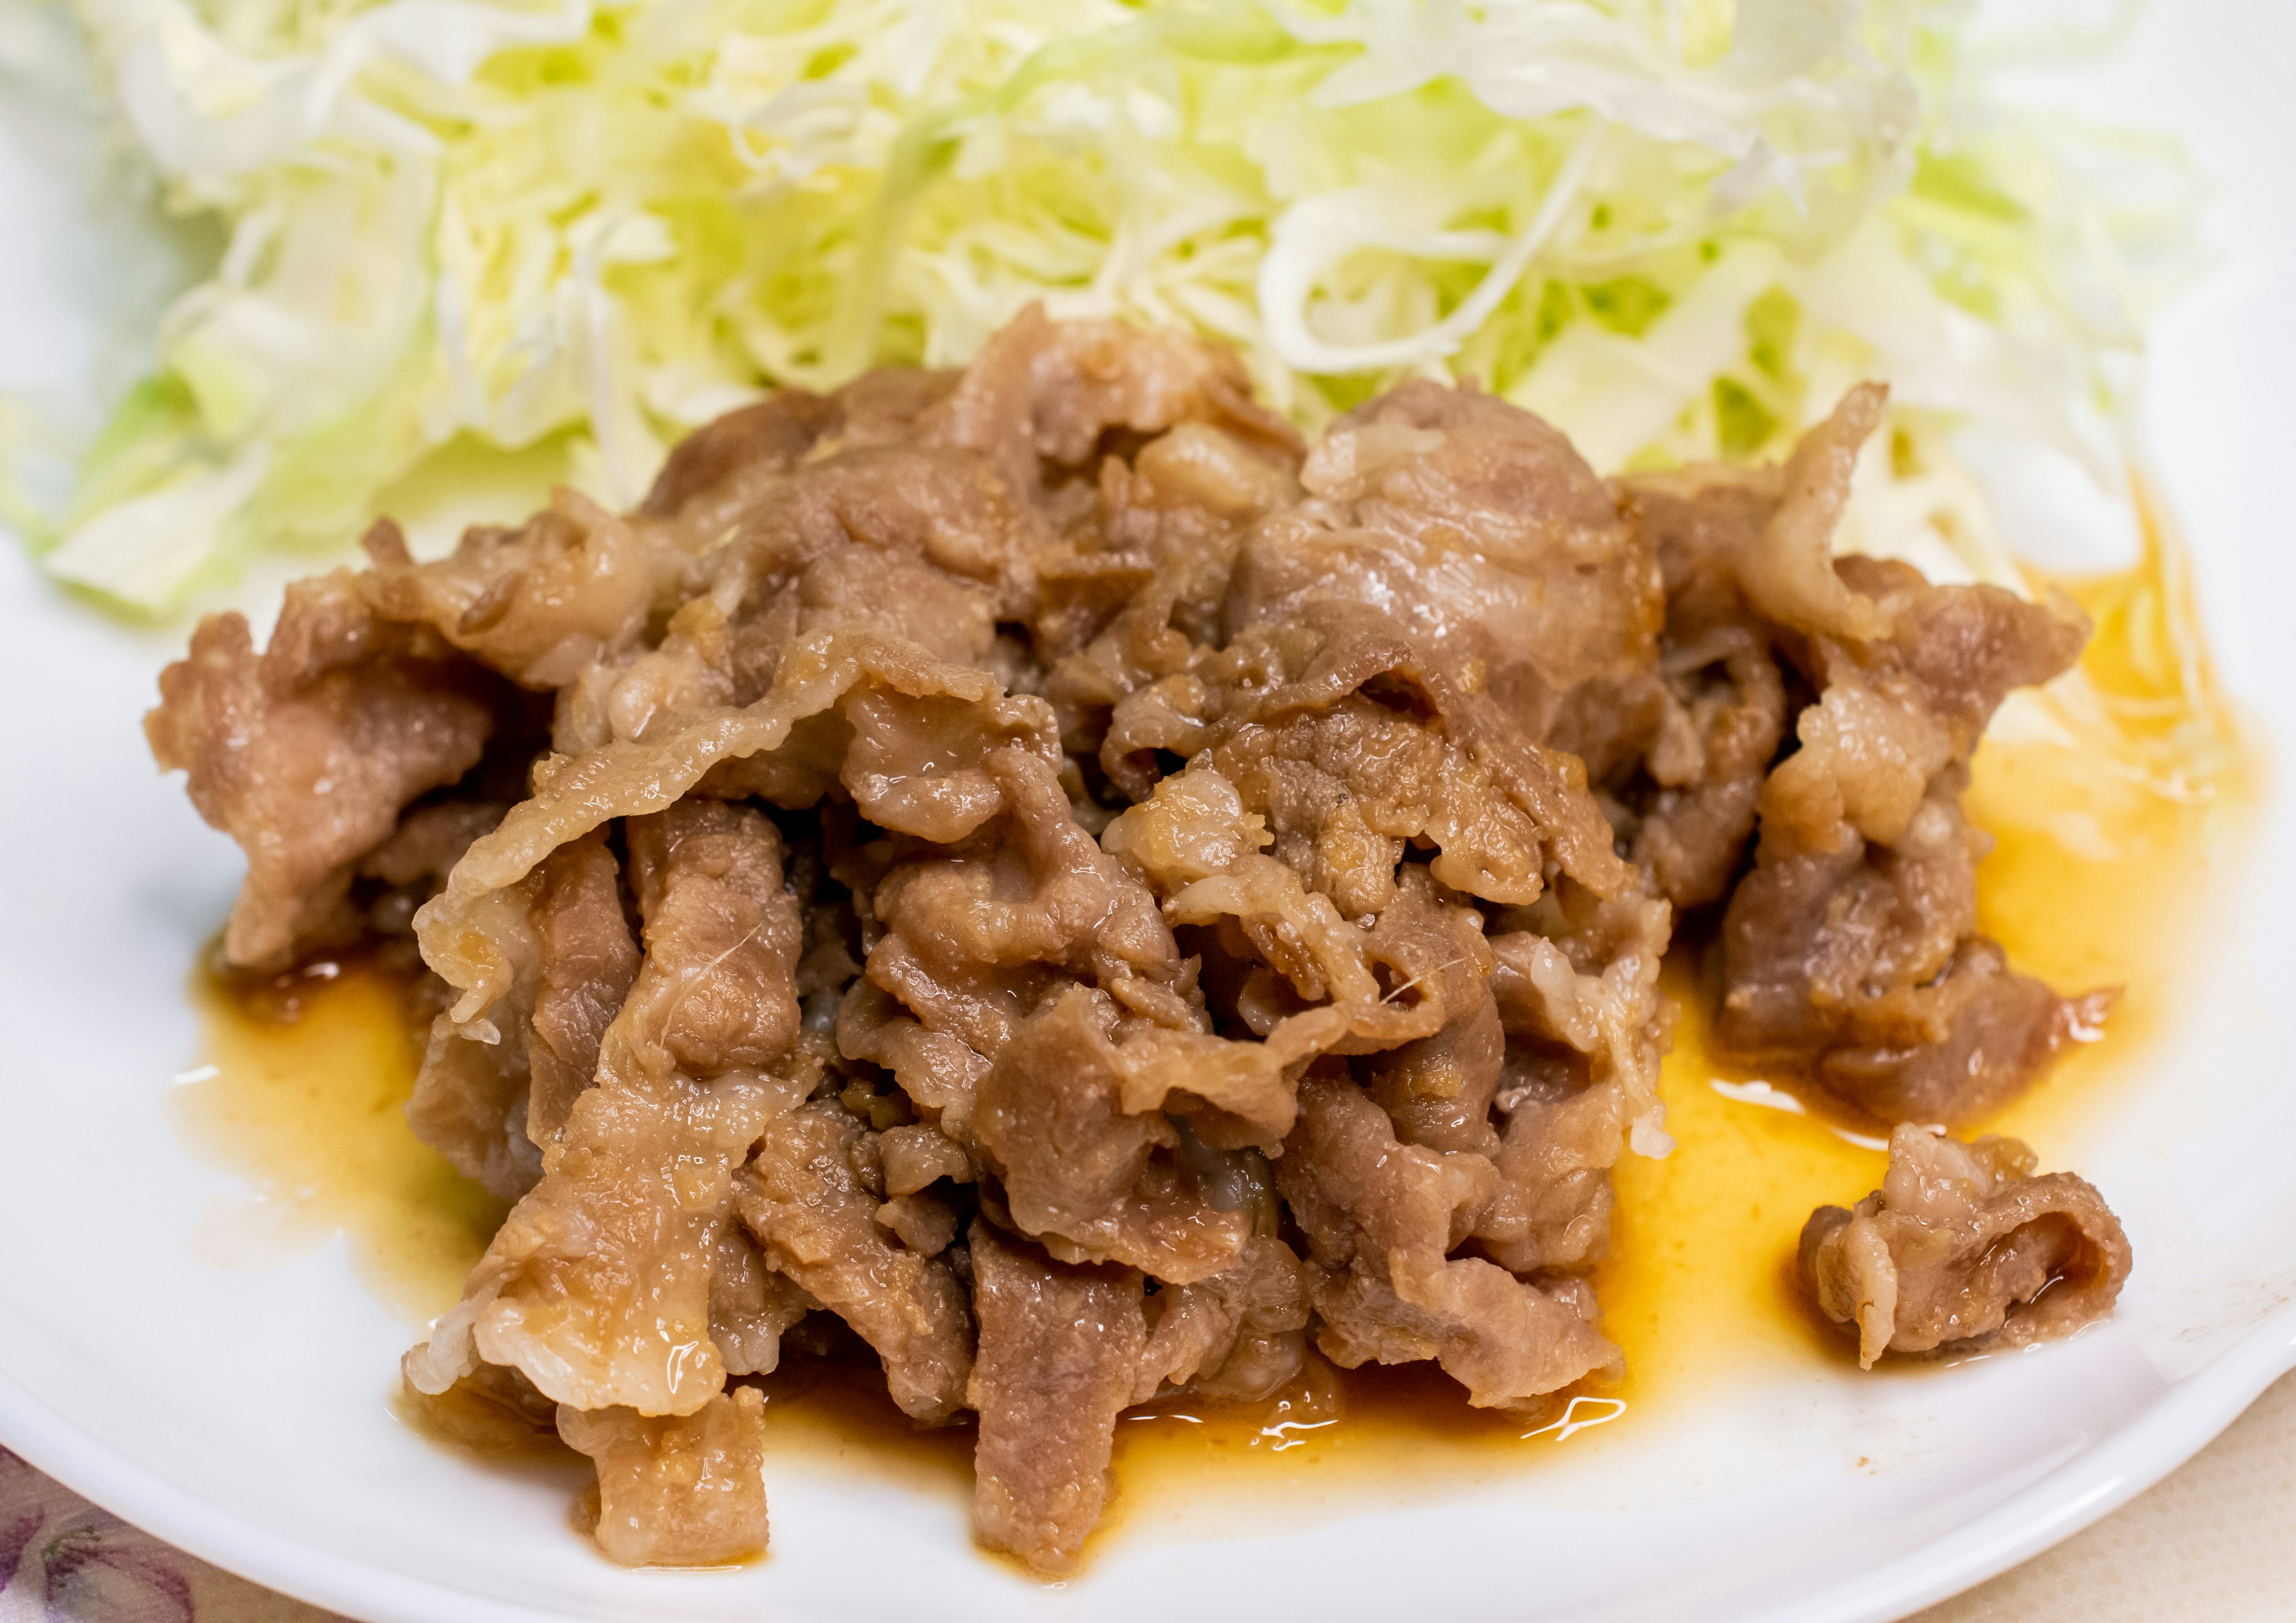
left=150, top=309, right=2127, bottom=1570
left=1799, top=1124, right=2132, bottom=1367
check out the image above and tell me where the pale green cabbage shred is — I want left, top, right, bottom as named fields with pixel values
left=26, top=0, right=2201, bottom=613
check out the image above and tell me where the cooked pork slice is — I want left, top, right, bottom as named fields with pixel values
left=617, top=802, right=805, bottom=1075
left=401, top=820, right=637, bottom=1200
left=405, top=802, right=805, bottom=1416
left=404, top=980, right=544, bottom=1204
left=719, top=444, right=1038, bottom=668
left=1721, top=785, right=2111, bottom=1123
left=1755, top=556, right=2087, bottom=854
left=1714, top=556, right=2103, bottom=1123
left=1611, top=632, right=1786, bottom=911
left=1231, top=379, right=1662, bottom=743
left=637, top=386, right=842, bottom=524
left=558, top=1388, right=770, bottom=1566
left=1131, top=1234, right=1310, bottom=1404
left=1280, top=1071, right=1620, bottom=1406
left=707, top=1222, right=816, bottom=1379
left=1610, top=391, right=2109, bottom=1124
left=1475, top=883, right=1673, bottom=1273
left=966, top=1219, right=1146, bottom=1573
left=1361, top=971, right=1506, bottom=1160
left=356, top=797, right=510, bottom=936
left=362, top=495, right=654, bottom=690
left=1033, top=415, right=1302, bottom=681
left=734, top=1101, right=973, bottom=1422
left=878, top=1122, right=976, bottom=1196
left=924, top=301, right=1302, bottom=513
left=1104, top=601, right=1630, bottom=906
left=1600, top=465, right=1794, bottom=908
left=637, top=365, right=965, bottom=543
left=1799, top=1124, right=2132, bottom=1368
left=1726, top=382, right=1894, bottom=643
left=972, top=985, right=1253, bottom=1285
left=148, top=572, right=500, bottom=967
left=836, top=981, right=995, bottom=1144
left=416, top=1063, right=796, bottom=1414
left=524, top=829, right=641, bottom=1150
left=399, top=1359, right=563, bottom=1452
left=414, top=637, right=1054, bottom=1026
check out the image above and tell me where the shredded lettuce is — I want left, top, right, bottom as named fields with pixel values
left=11, top=0, right=2202, bottom=613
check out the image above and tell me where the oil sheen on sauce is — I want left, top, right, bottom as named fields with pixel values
left=175, top=961, right=503, bottom=1325
left=170, top=500, right=2258, bottom=1550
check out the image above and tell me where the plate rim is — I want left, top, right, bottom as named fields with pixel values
left=7, top=1, right=2292, bottom=1598
left=4, top=1301, right=2293, bottom=1623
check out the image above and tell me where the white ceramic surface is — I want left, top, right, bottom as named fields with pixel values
left=3, top=5, right=2293, bottom=1621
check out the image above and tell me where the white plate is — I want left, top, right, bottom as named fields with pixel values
left=3, top=6, right=2294, bottom=1621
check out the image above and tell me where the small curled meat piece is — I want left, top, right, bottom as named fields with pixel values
left=1733, top=382, right=1892, bottom=644
left=146, top=573, right=502, bottom=968
left=364, top=496, right=654, bottom=689
left=1798, top=1124, right=2132, bottom=1369
left=1132, top=1234, right=1310, bottom=1404
left=557, top=1387, right=771, bottom=1567
left=927, top=301, right=1303, bottom=509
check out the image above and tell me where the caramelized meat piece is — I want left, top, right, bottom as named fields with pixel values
left=147, top=573, right=498, bottom=967
left=399, top=1359, right=563, bottom=1453
left=402, top=823, right=642, bottom=1198
left=636, top=365, right=962, bottom=545
left=707, top=1224, right=814, bottom=1378
left=1721, top=785, right=2111, bottom=1123
left=405, top=802, right=804, bottom=1415
left=416, top=635, right=1047, bottom=1021
left=735, top=1102, right=973, bottom=1423
left=524, top=829, right=642, bottom=1150
left=1598, top=389, right=2112, bottom=1126
left=1280, top=1071, right=1620, bottom=1407
left=973, top=985, right=1253, bottom=1283
left=356, top=797, right=509, bottom=936
left=1232, top=379, right=1662, bottom=743
left=925, top=302, right=1302, bottom=512
left=1604, top=463, right=1792, bottom=908
left=402, top=979, right=543, bottom=1204
left=1799, top=1124, right=2132, bottom=1367
left=558, top=1387, right=771, bottom=1566
left=618, top=802, right=805, bottom=1075
left=1476, top=882, right=1674, bottom=1273
left=1714, top=557, right=2103, bottom=1123
left=364, top=496, right=653, bottom=689
left=1757, top=556, right=2087, bottom=853
left=1103, top=600, right=1631, bottom=906
left=1133, top=1234, right=1310, bottom=1403
left=1726, top=381, right=1893, bottom=643
left=966, top=1220, right=1146, bottom=1573
left=637, top=387, right=841, bottom=522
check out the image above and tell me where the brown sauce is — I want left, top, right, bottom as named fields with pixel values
left=1973, top=503, right=2262, bottom=1145
left=173, top=958, right=504, bottom=1326
left=170, top=491, right=2258, bottom=1554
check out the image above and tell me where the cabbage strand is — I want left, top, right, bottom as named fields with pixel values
left=17, top=0, right=2200, bottom=613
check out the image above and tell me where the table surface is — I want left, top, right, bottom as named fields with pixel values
left=4, top=1372, right=2292, bottom=1622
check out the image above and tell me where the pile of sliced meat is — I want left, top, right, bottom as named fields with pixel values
left=148, top=307, right=2130, bottom=1572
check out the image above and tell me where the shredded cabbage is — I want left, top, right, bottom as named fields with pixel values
left=8, top=0, right=2202, bottom=613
